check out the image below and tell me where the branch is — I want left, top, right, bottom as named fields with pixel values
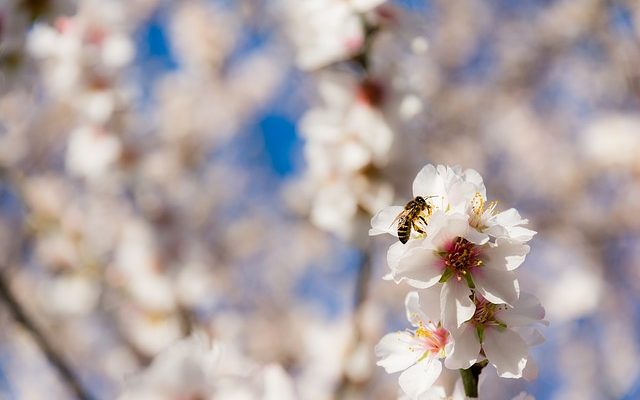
left=0, top=271, right=94, bottom=400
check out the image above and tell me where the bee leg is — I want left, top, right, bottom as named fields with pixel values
left=413, top=221, right=426, bottom=235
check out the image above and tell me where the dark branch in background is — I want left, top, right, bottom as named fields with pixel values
left=335, top=249, right=372, bottom=399
left=0, top=271, right=94, bottom=400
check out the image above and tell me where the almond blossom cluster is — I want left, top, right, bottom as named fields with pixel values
left=119, top=332, right=297, bottom=400
left=286, top=0, right=432, bottom=243
left=372, top=164, right=547, bottom=399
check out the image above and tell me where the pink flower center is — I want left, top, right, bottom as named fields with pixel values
left=471, top=295, right=507, bottom=327
left=441, top=237, right=483, bottom=274
left=415, top=322, right=449, bottom=356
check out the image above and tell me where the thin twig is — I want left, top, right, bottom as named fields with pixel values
left=0, top=271, right=94, bottom=400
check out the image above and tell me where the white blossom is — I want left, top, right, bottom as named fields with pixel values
left=376, top=291, right=450, bottom=399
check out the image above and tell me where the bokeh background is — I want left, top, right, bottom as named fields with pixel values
left=1, top=0, right=640, bottom=399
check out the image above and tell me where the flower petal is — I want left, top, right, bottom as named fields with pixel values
left=375, top=331, right=423, bottom=373
left=413, top=165, right=446, bottom=199
left=440, top=279, right=475, bottom=329
left=495, top=292, right=546, bottom=327
left=398, top=357, right=442, bottom=399
left=395, top=247, right=444, bottom=289
left=444, top=322, right=480, bottom=370
left=464, top=227, right=490, bottom=246
left=484, top=238, right=530, bottom=271
left=482, top=327, right=528, bottom=378
left=473, top=266, right=519, bottom=306
left=404, top=291, right=428, bottom=327
left=369, top=206, right=405, bottom=236
left=429, top=213, right=468, bottom=248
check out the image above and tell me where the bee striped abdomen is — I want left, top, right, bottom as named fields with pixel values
left=395, top=196, right=432, bottom=244
left=397, top=217, right=412, bottom=244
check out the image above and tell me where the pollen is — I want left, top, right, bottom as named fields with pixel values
left=441, top=237, right=483, bottom=273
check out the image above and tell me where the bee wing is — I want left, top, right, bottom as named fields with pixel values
left=389, top=210, right=408, bottom=228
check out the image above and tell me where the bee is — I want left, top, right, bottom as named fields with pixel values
left=393, top=196, right=437, bottom=244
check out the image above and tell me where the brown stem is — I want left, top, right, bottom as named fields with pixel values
left=0, top=272, right=94, bottom=400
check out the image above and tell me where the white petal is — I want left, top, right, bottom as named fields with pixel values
left=516, top=328, right=545, bottom=347
left=405, top=291, right=428, bottom=327
left=387, top=242, right=405, bottom=271
left=413, top=165, right=446, bottom=199
left=463, top=168, right=486, bottom=197
left=464, top=227, right=490, bottom=245
left=398, top=357, right=442, bottom=399
left=483, top=239, right=530, bottom=271
left=490, top=208, right=536, bottom=243
left=375, top=332, right=423, bottom=373
left=429, top=213, right=468, bottom=248
left=404, top=288, right=442, bottom=327
left=495, top=292, right=546, bottom=327
left=473, top=266, right=519, bottom=306
left=444, top=322, right=480, bottom=370
left=369, top=206, right=404, bottom=236
left=395, top=247, right=444, bottom=289
left=440, top=279, right=475, bottom=329
left=482, top=328, right=528, bottom=378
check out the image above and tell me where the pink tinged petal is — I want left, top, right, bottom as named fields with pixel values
left=473, top=266, right=519, bottom=306
left=398, top=357, right=443, bottom=399
left=405, top=291, right=428, bottom=327
left=430, top=214, right=468, bottom=248
left=440, top=279, right=475, bottom=329
left=444, top=323, right=480, bottom=370
left=395, top=247, right=443, bottom=289
left=495, top=292, right=546, bottom=327
left=375, top=332, right=423, bottom=373
left=413, top=164, right=446, bottom=199
left=369, top=206, right=405, bottom=236
left=482, top=327, right=528, bottom=379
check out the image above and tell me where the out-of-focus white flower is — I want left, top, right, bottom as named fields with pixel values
left=445, top=293, right=547, bottom=379
left=301, top=73, right=393, bottom=174
left=65, top=126, right=122, bottom=180
left=120, top=332, right=220, bottom=399
left=376, top=291, right=450, bottom=399
left=300, top=72, right=395, bottom=240
left=121, top=332, right=297, bottom=400
left=286, top=0, right=387, bottom=70
left=582, top=114, right=640, bottom=170
left=170, top=0, right=237, bottom=72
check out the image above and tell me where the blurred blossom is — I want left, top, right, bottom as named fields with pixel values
left=0, top=0, right=639, bottom=399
